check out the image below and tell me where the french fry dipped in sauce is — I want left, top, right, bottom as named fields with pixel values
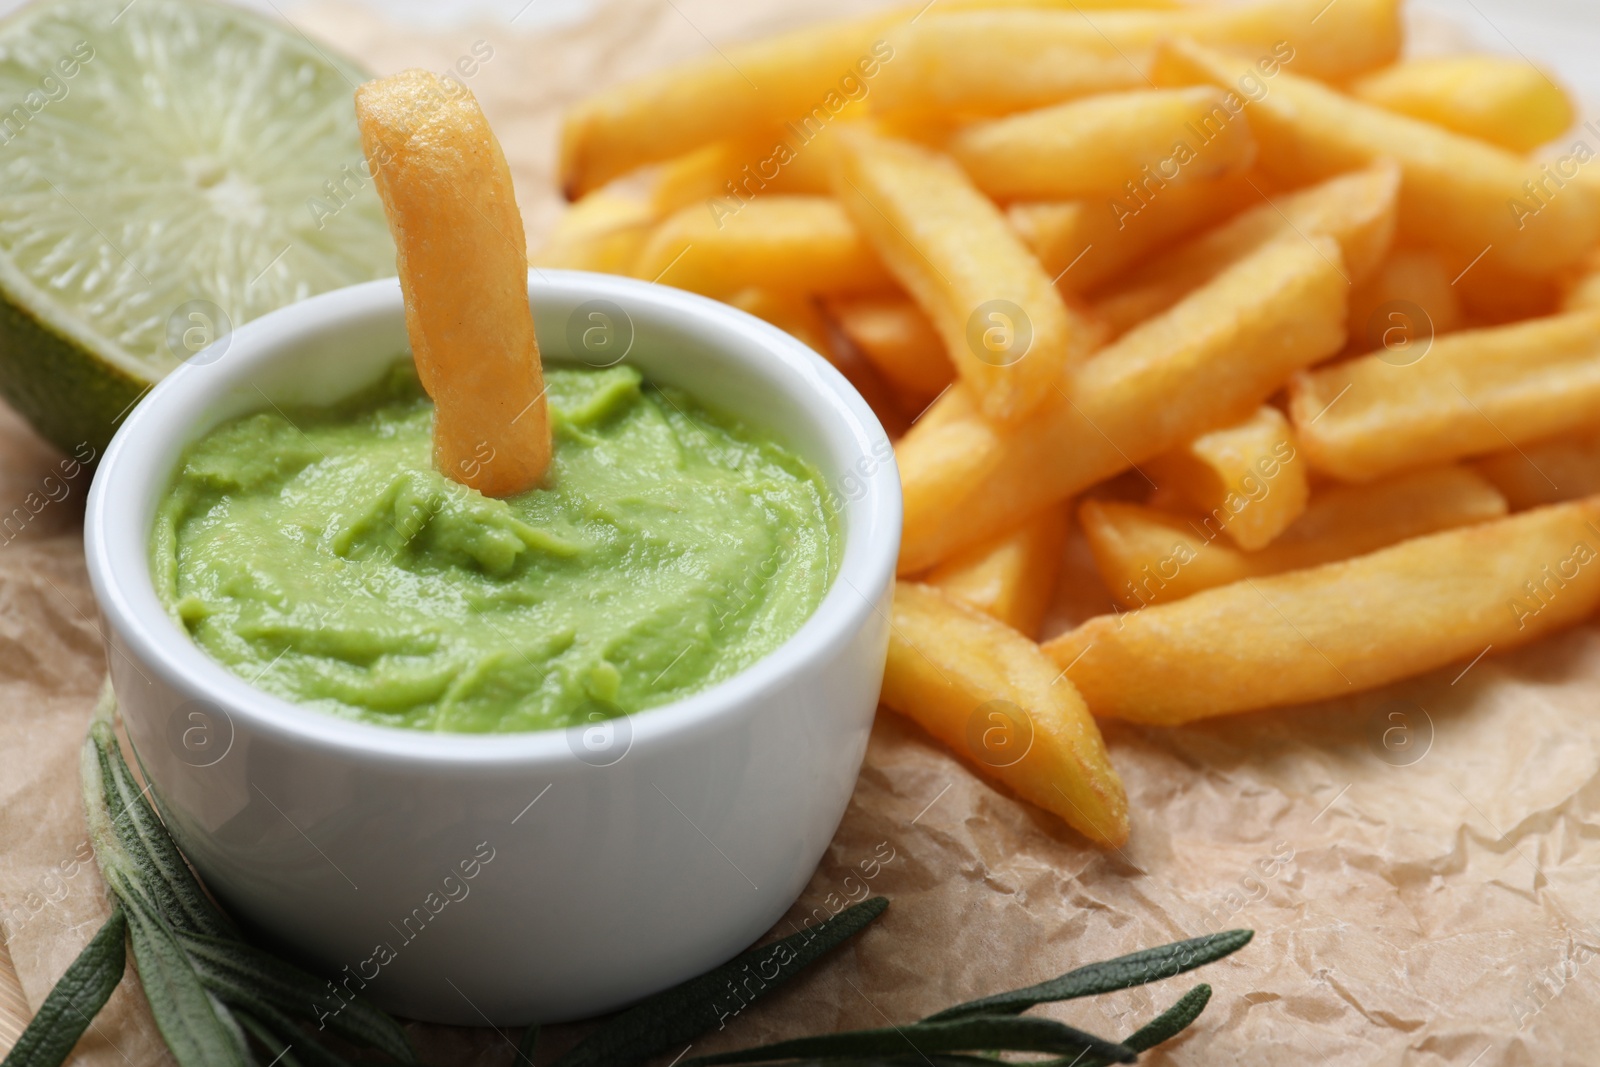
left=356, top=70, right=551, bottom=496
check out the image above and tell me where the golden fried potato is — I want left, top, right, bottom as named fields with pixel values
left=1082, top=465, right=1508, bottom=607
left=949, top=88, right=1256, bottom=202
left=357, top=70, right=549, bottom=497
left=823, top=295, right=954, bottom=408
left=1350, top=56, right=1573, bottom=153
left=1560, top=248, right=1600, bottom=314
left=651, top=135, right=835, bottom=218
left=882, top=582, right=1128, bottom=847
left=1152, top=38, right=1600, bottom=276
left=1474, top=432, right=1600, bottom=511
left=1092, top=164, right=1399, bottom=337
left=896, top=236, right=1348, bottom=573
left=1289, top=310, right=1600, bottom=482
left=926, top=505, right=1068, bottom=637
left=832, top=129, right=1095, bottom=424
left=1146, top=406, right=1307, bottom=551
left=871, top=24, right=1140, bottom=118
left=905, top=379, right=978, bottom=436
left=726, top=288, right=909, bottom=436
left=632, top=195, right=892, bottom=297
left=875, top=0, right=1399, bottom=116
left=559, top=15, right=896, bottom=197
left=1006, top=173, right=1258, bottom=293
left=1454, top=258, right=1563, bottom=326
left=532, top=188, right=656, bottom=273
left=724, top=287, right=835, bottom=357
left=1345, top=248, right=1463, bottom=356
left=1048, top=496, right=1600, bottom=724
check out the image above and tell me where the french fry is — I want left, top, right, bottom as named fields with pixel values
left=1047, top=497, right=1600, bottom=724
left=1151, top=38, right=1600, bottom=276
left=559, top=0, right=1400, bottom=197
left=875, top=0, right=1400, bottom=116
left=1091, top=164, right=1400, bottom=336
left=1145, top=406, right=1307, bottom=551
left=632, top=195, right=893, bottom=297
left=823, top=295, right=955, bottom=407
left=1006, top=173, right=1258, bottom=293
left=1475, top=432, right=1600, bottom=511
left=531, top=188, right=656, bottom=273
left=559, top=15, right=896, bottom=197
left=926, top=505, right=1068, bottom=637
left=1289, top=310, right=1600, bottom=482
left=726, top=288, right=910, bottom=436
left=949, top=88, right=1256, bottom=202
left=882, top=582, right=1128, bottom=847
left=651, top=132, right=838, bottom=218
left=725, top=287, right=835, bottom=357
left=1349, top=56, right=1574, bottom=153
left=1345, top=248, right=1462, bottom=355
left=905, top=379, right=977, bottom=435
left=896, top=236, right=1348, bottom=573
left=357, top=71, right=550, bottom=497
left=871, top=25, right=1141, bottom=119
left=1083, top=465, right=1508, bottom=607
left=1560, top=248, right=1600, bottom=314
left=831, top=129, right=1094, bottom=424
left=1452, top=259, right=1562, bottom=327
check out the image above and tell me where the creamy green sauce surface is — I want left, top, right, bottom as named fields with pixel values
left=153, top=362, right=838, bottom=733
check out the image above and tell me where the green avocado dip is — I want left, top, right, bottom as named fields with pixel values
left=152, top=361, right=839, bottom=733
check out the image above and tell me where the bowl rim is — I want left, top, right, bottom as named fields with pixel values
left=84, top=270, right=901, bottom=768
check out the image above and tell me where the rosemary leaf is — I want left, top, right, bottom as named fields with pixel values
left=552, top=897, right=889, bottom=1067
left=1124, top=983, right=1212, bottom=1053
left=76, top=710, right=244, bottom=1067
left=120, top=893, right=251, bottom=1067
left=178, top=929, right=414, bottom=1062
left=924, top=930, right=1252, bottom=1021
left=86, top=710, right=231, bottom=940
left=235, top=1012, right=309, bottom=1067
left=0, top=907, right=127, bottom=1067
left=683, top=1015, right=1135, bottom=1066
left=228, top=999, right=359, bottom=1067
left=1070, top=983, right=1215, bottom=1067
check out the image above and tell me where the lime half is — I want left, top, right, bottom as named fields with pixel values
left=0, top=0, right=396, bottom=454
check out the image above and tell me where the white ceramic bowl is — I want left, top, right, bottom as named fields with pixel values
left=83, top=271, right=900, bottom=1025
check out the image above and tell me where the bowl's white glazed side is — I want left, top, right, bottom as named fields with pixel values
left=88, top=272, right=901, bottom=1024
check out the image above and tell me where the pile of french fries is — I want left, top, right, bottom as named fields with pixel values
left=538, top=0, right=1600, bottom=848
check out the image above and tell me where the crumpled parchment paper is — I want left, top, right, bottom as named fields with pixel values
left=2, top=1, right=1598, bottom=1064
